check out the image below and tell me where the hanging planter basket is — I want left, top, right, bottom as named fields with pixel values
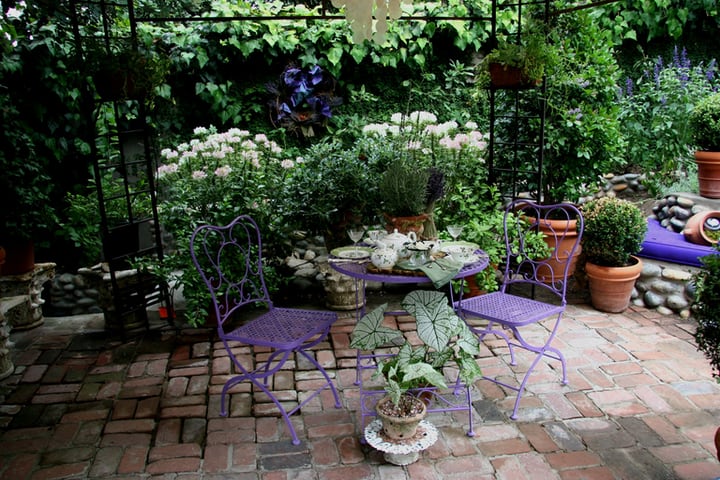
left=489, top=63, right=541, bottom=89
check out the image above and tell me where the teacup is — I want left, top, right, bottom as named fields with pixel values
left=442, top=244, right=476, bottom=263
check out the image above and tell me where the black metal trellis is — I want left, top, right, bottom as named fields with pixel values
left=67, top=0, right=597, bottom=335
left=70, top=0, right=172, bottom=339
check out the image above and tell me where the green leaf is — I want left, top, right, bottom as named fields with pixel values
left=350, top=303, right=401, bottom=350
left=327, top=46, right=343, bottom=66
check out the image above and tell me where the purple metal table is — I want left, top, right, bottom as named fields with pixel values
left=328, top=253, right=489, bottom=317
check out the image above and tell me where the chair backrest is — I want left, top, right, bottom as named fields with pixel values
left=189, top=215, right=272, bottom=327
left=500, top=200, right=584, bottom=301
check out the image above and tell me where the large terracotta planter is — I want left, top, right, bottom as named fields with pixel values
left=536, top=217, right=582, bottom=283
left=375, top=395, right=427, bottom=440
left=0, top=239, right=35, bottom=276
left=683, top=210, right=720, bottom=246
left=383, top=213, right=429, bottom=237
left=585, top=256, right=643, bottom=313
left=695, top=151, right=720, bottom=199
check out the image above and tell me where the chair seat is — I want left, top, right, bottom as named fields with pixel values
left=458, top=291, right=564, bottom=326
left=224, top=307, right=337, bottom=348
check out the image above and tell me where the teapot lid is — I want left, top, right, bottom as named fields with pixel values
left=384, top=229, right=409, bottom=240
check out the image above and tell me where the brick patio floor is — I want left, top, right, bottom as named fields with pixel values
left=1, top=289, right=720, bottom=479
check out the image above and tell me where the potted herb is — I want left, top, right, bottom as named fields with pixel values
left=350, top=290, right=482, bottom=439
left=688, top=92, right=720, bottom=199
left=379, top=156, right=432, bottom=235
left=87, top=44, right=169, bottom=101
left=580, top=196, right=648, bottom=313
left=480, top=32, right=557, bottom=88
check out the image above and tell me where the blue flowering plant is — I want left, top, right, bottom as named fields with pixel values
left=266, top=64, right=342, bottom=137
left=151, top=126, right=296, bottom=325
left=618, top=46, right=719, bottom=193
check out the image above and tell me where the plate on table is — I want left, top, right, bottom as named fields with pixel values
left=331, top=246, right=374, bottom=259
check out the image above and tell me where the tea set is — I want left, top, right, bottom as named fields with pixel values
left=359, top=229, right=478, bottom=271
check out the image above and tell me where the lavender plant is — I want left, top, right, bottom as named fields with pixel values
left=617, top=46, right=719, bottom=193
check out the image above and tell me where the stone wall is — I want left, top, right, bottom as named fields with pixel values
left=632, top=259, right=697, bottom=319
left=42, top=173, right=717, bottom=319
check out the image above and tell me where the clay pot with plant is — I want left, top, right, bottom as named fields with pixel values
left=350, top=290, right=482, bottom=439
left=480, top=32, right=558, bottom=89
left=580, top=196, right=648, bottom=313
left=86, top=43, right=169, bottom=101
left=379, top=157, right=432, bottom=237
left=688, top=92, right=720, bottom=199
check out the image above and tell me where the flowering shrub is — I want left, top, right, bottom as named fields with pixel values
left=154, top=126, right=294, bottom=325
left=277, top=111, right=489, bottom=244
left=360, top=111, right=489, bottom=223
left=617, top=46, right=719, bottom=192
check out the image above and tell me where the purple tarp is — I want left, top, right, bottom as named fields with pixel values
left=638, top=218, right=715, bottom=267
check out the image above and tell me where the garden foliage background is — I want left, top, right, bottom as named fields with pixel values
left=1, top=0, right=719, bottom=279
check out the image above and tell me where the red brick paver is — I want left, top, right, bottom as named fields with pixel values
left=0, top=297, right=719, bottom=480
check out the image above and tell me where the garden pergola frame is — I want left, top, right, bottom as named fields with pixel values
left=69, top=0, right=612, bottom=336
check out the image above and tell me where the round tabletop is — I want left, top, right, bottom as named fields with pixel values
left=329, top=252, right=489, bottom=284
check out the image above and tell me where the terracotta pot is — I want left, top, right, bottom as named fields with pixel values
left=585, top=256, right=643, bottom=313
left=464, top=275, right=486, bottom=298
left=375, top=395, right=427, bottom=440
left=488, top=63, right=540, bottom=89
left=536, top=217, right=582, bottom=283
left=0, top=239, right=35, bottom=276
left=683, top=210, right=720, bottom=246
left=695, top=151, right=720, bottom=199
left=383, top=213, right=429, bottom=237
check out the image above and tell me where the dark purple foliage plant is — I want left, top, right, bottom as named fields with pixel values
left=266, top=64, right=343, bottom=138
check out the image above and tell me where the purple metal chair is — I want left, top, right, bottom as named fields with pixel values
left=190, top=215, right=341, bottom=445
left=456, top=200, right=583, bottom=419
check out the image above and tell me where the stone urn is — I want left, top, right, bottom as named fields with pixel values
left=318, top=262, right=364, bottom=311
left=0, top=302, right=14, bottom=380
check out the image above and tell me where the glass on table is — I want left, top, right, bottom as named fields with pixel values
left=446, top=224, right=464, bottom=241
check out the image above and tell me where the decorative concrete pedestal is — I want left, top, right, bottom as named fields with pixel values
left=0, top=299, right=16, bottom=380
left=0, top=262, right=56, bottom=330
left=364, top=419, right=438, bottom=466
left=78, top=265, right=161, bottom=333
left=320, top=262, right=365, bottom=311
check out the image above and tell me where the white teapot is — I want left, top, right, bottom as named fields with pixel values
left=370, top=240, right=398, bottom=271
left=382, top=229, right=417, bottom=256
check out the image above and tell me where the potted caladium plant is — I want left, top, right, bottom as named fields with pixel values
left=350, top=290, right=482, bottom=440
